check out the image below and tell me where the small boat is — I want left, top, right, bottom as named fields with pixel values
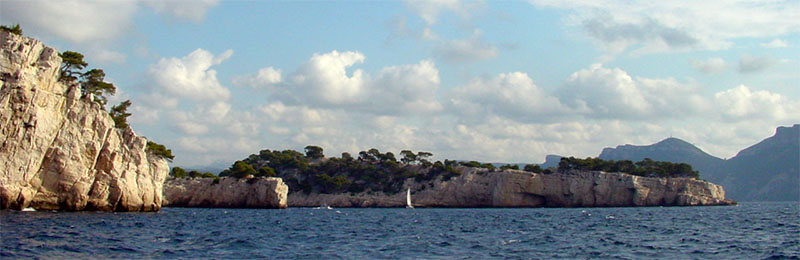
left=21, top=207, right=36, bottom=212
left=406, top=188, right=414, bottom=209
left=314, top=204, right=333, bottom=210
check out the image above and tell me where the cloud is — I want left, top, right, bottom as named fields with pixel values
left=529, top=0, right=800, bottom=54
left=233, top=67, right=282, bottom=88
left=368, top=59, right=442, bottom=114
left=142, top=0, right=219, bottom=23
left=291, top=50, right=367, bottom=105
left=761, top=39, right=788, bottom=48
left=149, top=48, right=232, bottom=102
left=255, top=51, right=442, bottom=115
left=738, top=54, right=776, bottom=73
left=0, top=0, right=220, bottom=44
left=0, top=0, right=138, bottom=43
left=435, top=29, right=498, bottom=63
left=690, top=57, right=728, bottom=74
left=713, top=85, right=795, bottom=122
left=557, top=64, right=707, bottom=119
left=404, top=0, right=479, bottom=25
left=449, top=72, right=568, bottom=123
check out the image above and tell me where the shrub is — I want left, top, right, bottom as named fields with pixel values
left=147, top=141, right=174, bottom=162
left=0, top=24, right=22, bottom=35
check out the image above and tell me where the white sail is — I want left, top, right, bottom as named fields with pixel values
left=406, top=188, right=414, bottom=209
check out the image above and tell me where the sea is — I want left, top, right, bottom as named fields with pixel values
left=2, top=202, right=798, bottom=259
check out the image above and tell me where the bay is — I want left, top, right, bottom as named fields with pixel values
left=2, top=202, right=798, bottom=259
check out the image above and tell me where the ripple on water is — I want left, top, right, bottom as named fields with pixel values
left=1, top=202, right=799, bottom=259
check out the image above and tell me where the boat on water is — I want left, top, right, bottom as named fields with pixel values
left=406, top=188, right=414, bottom=209
left=21, top=207, right=36, bottom=212
left=314, top=204, right=333, bottom=210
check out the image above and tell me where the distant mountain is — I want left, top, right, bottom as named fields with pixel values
left=540, top=155, right=563, bottom=169
left=598, top=137, right=726, bottom=183
left=723, top=124, right=799, bottom=201
left=594, top=124, right=799, bottom=202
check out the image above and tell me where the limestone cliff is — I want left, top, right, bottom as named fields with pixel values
left=0, top=31, right=169, bottom=211
left=162, top=177, right=288, bottom=208
left=290, top=167, right=735, bottom=207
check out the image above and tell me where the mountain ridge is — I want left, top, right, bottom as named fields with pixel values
left=594, top=124, right=798, bottom=201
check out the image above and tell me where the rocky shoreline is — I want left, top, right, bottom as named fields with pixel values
left=289, top=168, right=736, bottom=208
left=163, top=177, right=288, bottom=209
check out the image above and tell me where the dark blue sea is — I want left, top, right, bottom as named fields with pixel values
left=2, top=202, right=798, bottom=259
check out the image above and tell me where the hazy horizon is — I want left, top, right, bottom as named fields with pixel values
left=2, top=0, right=798, bottom=166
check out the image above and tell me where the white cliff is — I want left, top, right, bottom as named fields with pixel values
left=0, top=31, right=169, bottom=211
left=162, top=177, right=288, bottom=208
left=289, top=167, right=735, bottom=207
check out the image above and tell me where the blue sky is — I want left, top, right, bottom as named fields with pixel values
left=2, top=0, right=798, bottom=167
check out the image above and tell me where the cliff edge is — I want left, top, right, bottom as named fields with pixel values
left=290, top=168, right=735, bottom=207
left=0, top=31, right=169, bottom=211
left=163, top=177, right=288, bottom=208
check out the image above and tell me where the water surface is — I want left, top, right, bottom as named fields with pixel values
left=2, top=202, right=798, bottom=259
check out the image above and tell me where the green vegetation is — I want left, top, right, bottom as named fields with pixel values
left=557, top=157, right=700, bottom=179
left=109, top=100, right=132, bottom=129
left=1, top=24, right=22, bottom=35
left=220, top=146, right=701, bottom=195
left=220, top=147, right=472, bottom=195
left=171, top=167, right=218, bottom=179
left=58, top=51, right=116, bottom=106
left=147, top=141, right=174, bottom=162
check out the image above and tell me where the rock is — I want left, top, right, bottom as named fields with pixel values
left=0, top=31, right=169, bottom=211
left=162, top=177, right=288, bottom=208
left=290, top=167, right=736, bottom=207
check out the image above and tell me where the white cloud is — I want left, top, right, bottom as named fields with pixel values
left=149, top=48, right=232, bottom=102
left=0, top=0, right=220, bottom=44
left=449, top=72, right=568, bottom=123
left=558, top=64, right=707, bottom=119
left=690, top=57, right=728, bottom=74
left=559, top=64, right=651, bottom=118
left=738, top=54, right=776, bottom=73
left=258, top=51, right=443, bottom=115
left=233, top=67, right=282, bottom=88
left=714, top=85, right=795, bottom=121
left=142, top=0, right=219, bottom=23
left=435, top=29, right=498, bottom=63
left=0, top=0, right=138, bottom=43
left=404, top=0, right=478, bottom=25
left=368, top=59, right=442, bottom=114
left=529, top=0, right=800, bottom=54
left=761, top=39, right=788, bottom=48
left=291, top=50, right=367, bottom=105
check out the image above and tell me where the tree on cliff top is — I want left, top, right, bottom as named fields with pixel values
left=305, top=145, right=324, bottom=159
left=59, top=51, right=87, bottom=82
left=147, top=141, right=174, bottom=162
left=81, top=69, right=116, bottom=106
left=109, top=100, right=132, bottom=129
left=58, top=51, right=116, bottom=106
left=0, top=24, right=22, bottom=35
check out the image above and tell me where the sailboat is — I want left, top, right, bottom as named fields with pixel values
left=406, top=188, right=414, bottom=209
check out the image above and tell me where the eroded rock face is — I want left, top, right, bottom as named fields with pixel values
left=290, top=167, right=736, bottom=208
left=162, top=177, right=288, bottom=208
left=0, top=31, right=169, bottom=211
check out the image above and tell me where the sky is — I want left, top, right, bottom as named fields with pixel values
left=2, top=0, right=798, bottom=167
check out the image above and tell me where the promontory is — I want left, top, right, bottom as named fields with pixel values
left=0, top=30, right=169, bottom=211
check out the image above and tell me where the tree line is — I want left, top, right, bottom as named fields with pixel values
left=556, top=157, right=700, bottom=179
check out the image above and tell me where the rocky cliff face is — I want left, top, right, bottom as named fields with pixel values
left=290, top=167, right=735, bottom=207
left=0, top=31, right=169, bottom=211
left=162, top=177, right=288, bottom=208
